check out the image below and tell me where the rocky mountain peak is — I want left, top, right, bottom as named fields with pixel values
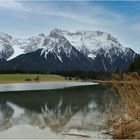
left=0, top=32, right=12, bottom=43
left=38, top=33, right=45, bottom=37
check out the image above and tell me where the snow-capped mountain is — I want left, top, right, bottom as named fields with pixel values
left=41, top=30, right=88, bottom=62
left=8, top=33, right=45, bottom=60
left=0, top=32, right=46, bottom=61
left=1, top=31, right=91, bottom=72
left=0, top=29, right=137, bottom=72
left=0, top=32, right=14, bottom=59
left=52, top=29, right=124, bottom=58
left=53, top=29, right=136, bottom=71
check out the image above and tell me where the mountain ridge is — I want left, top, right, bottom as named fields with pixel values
left=0, top=29, right=137, bottom=72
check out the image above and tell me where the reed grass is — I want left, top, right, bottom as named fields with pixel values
left=112, top=82, right=140, bottom=139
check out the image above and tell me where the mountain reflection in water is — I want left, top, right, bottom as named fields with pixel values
left=0, top=84, right=121, bottom=135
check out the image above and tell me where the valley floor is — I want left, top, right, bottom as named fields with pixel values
left=0, top=74, right=76, bottom=84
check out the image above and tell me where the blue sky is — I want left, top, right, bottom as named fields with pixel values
left=0, top=1, right=140, bottom=53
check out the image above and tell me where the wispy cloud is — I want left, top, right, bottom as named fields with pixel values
left=34, top=1, right=125, bottom=27
left=0, top=0, right=30, bottom=12
left=0, top=1, right=124, bottom=25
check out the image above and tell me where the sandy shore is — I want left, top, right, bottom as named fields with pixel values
left=0, top=124, right=62, bottom=139
left=0, top=124, right=111, bottom=139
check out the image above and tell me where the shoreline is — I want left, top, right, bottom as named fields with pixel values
left=0, top=79, right=139, bottom=84
left=0, top=124, right=111, bottom=139
left=0, top=81, right=98, bottom=92
left=0, top=80, right=77, bottom=84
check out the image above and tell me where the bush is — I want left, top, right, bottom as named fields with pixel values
left=34, top=76, right=40, bottom=81
left=68, top=77, right=72, bottom=80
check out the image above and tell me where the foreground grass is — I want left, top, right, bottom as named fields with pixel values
left=98, top=73, right=140, bottom=139
left=0, top=74, right=73, bottom=83
left=112, top=82, right=140, bottom=139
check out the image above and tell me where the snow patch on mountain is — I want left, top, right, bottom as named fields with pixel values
left=7, top=45, right=25, bottom=61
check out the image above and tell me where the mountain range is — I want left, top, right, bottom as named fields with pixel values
left=0, top=29, right=137, bottom=72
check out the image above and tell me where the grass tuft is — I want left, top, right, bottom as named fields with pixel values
left=112, top=82, right=140, bottom=139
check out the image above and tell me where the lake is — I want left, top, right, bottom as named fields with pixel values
left=0, top=82, right=97, bottom=92
left=0, top=82, right=121, bottom=139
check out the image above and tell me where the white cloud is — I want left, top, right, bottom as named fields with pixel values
left=0, top=0, right=30, bottom=12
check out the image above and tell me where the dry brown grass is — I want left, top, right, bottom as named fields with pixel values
left=112, top=81, right=140, bottom=139
left=112, top=72, right=140, bottom=82
left=113, top=117, right=140, bottom=139
left=94, top=72, right=140, bottom=139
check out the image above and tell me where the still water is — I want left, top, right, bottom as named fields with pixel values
left=0, top=82, right=97, bottom=92
left=0, top=82, right=121, bottom=138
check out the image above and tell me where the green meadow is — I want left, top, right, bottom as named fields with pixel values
left=0, top=74, right=68, bottom=83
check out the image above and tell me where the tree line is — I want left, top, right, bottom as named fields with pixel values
left=51, top=70, right=112, bottom=80
left=0, top=69, right=112, bottom=80
left=128, top=55, right=140, bottom=73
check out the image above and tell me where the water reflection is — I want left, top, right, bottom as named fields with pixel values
left=0, top=84, right=121, bottom=134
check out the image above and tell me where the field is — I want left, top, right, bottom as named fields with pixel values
left=0, top=74, right=71, bottom=83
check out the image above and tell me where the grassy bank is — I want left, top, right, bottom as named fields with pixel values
left=0, top=74, right=76, bottom=83
left=97, top=73, right=140, bottom=139
left=100, top=72, right=140, bottom=139
left=112, top=82, right=140, bottom=139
